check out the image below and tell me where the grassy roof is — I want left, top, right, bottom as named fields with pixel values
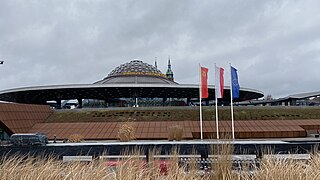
left=46, top=106, right=320, bottom=123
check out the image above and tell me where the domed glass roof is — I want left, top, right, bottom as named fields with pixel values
left=107, top=59, right=163, bottom=77
left=95, top=59, right=177, bottom=85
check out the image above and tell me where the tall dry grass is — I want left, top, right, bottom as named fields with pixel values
left=118, top=121, right=136, bottom=142
left=239, top=153, right=320, bottom=180
left=0, top=155, right=114, bottom=180
left=211, top=139, right=234, bottom=179
left=2, top=145, right=320, bottom=179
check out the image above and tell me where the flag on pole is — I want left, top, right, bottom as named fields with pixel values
left=230, top=64, right=239, bottom=139
left=199, top=65, right=208, bottom=140
left=200, top=67, right=209, bottom=98
left=231, top=66, right=240, bottom=98
left=215, top=66, right=224, bottom=98
left=214, top=65, right=224, bottom=140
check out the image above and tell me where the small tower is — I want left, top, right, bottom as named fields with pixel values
left=166, top=57, right=174, bottom=81
left=154, top=57, right=158, bottom=69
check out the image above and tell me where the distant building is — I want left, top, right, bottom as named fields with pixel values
left=240, top=92, right=320, bottom=106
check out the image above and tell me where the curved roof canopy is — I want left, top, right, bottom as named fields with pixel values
left=0, top=59, right=264, bottom=104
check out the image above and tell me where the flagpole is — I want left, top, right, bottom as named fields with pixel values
left=230, top=63, right=235, bottom=139
left=214, top=63, right=219, bottom=140
left=199, top=64, right=203, bottom=140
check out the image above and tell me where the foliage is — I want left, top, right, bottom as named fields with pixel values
left=118, top=121, right=136, bottom=142
left=167, top=125, right=184, bottom=141
left=68, top=134, right=84, bottom=143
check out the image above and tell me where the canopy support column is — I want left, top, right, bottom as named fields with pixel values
left=56, top=99, right=61, bottom=109
left=77, top=98, right=83, bottom=109
left=162, top=98, right=167, bottom=106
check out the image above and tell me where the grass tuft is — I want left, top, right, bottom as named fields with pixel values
left=68, top=134, right=84, bottom=142
left=167, top=125, right=184, bottom=141
left=118, top=121, right=136, bottom=142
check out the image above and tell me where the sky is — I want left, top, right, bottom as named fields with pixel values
left=0, top=0, right=320, bottom=98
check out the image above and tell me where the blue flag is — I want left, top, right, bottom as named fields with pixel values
left=231, top=66, right=240, bottom=98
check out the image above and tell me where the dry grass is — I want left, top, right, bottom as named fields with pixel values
left=68, top=134, right=84, bottom=142
left=3, top=145, right=320, bottom=179
left=167, top=125, right=184, bottom=141
left=244, top=156, right=306, bottom=179
left=118, top=121, right=136, bottom=141
left=0, top=155, right=115, bottom=180
left=211, top=140, right=234, bottom=179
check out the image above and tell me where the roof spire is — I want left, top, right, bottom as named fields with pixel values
left=154, top=57, right=157, bottom=69
left=166, top=55, right=174, bottom=81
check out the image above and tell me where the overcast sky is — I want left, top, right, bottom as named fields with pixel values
left=0, top=0, right=320, bottom=98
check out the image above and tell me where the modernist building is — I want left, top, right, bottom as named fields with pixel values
left=0, top=59, right=263, bottom=108
left=0, top=59, right=320, bottom=141
left=4, top=59, right=307, bottom=141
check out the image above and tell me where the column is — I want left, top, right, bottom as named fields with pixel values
left=56, top=99, right=61, bottom=109
left=162, top=98, right=167, bottom=106
left=77, top=98, right=83, bottom=109
left=187, top=98, right=191, bottom=106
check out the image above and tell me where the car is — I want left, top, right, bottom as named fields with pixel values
left=10, top=133, right=48, bottom=146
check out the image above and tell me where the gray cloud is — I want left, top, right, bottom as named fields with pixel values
left=0, top=0, right=320, bottom=98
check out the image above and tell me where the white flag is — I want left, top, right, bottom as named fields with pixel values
left=215, top=66, right=224, bottom=98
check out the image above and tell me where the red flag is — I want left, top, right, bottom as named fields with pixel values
left=201, top=67, right=208, bottom=98
left=220, top=67, right=225, bottom=98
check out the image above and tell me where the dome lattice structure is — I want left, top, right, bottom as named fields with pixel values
left=108, top=60, right=162, bottom=77
left=95, top=59, right=177, bottom=85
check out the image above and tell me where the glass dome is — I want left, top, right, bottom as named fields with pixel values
left=107, top=59, right=163, bottom=77
left=95, top=59, right=177, bottom=85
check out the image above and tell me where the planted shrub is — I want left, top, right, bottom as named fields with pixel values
left=118, top=122, right=136, bottom=142
left=68, top=134, right=84, bottom=143
left=167, top=125, right=184, bottom=141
